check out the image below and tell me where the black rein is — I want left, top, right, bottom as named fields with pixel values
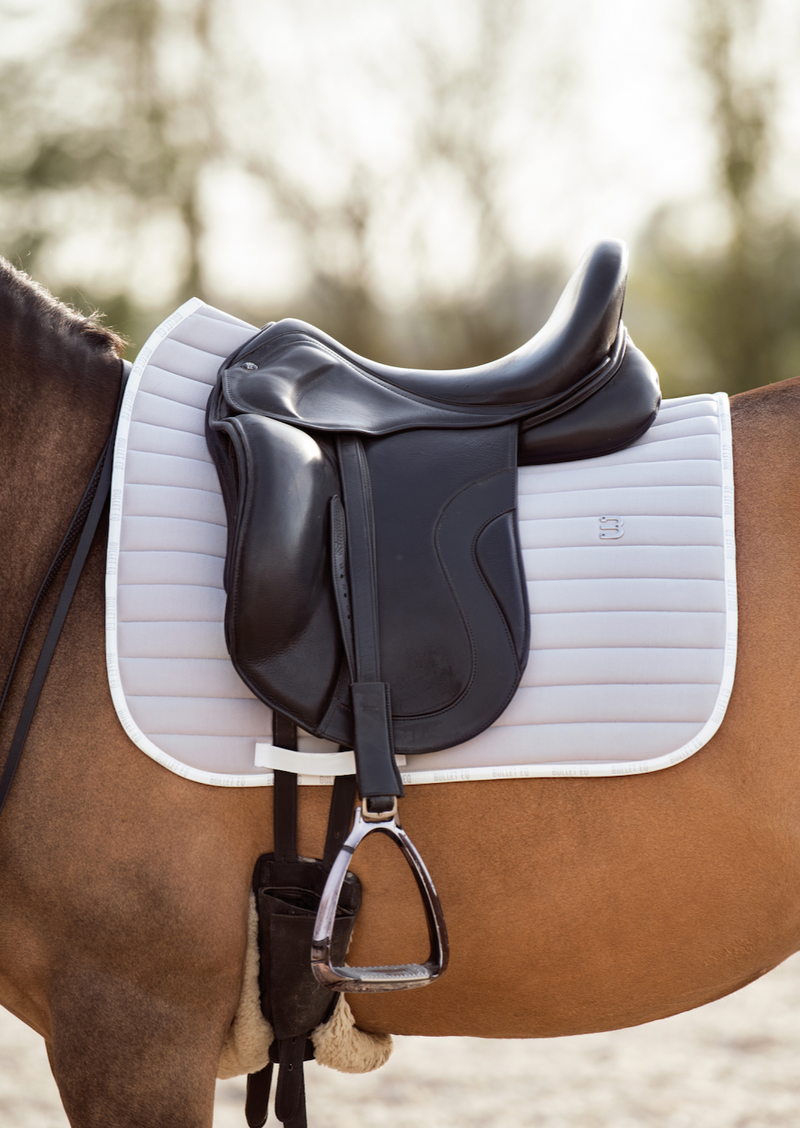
left=0, top=359, right=131, bottom=818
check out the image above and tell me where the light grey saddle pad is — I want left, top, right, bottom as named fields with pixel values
left=106, top=299, right=737, bottom=787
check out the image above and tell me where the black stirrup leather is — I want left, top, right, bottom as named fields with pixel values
left=206, top=239, right=659, bottom=994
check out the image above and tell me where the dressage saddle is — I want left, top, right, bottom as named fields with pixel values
left=206, top=237, right=658, bottom=986
left=206, top=237, right=658, bottom=787
left=207, top=238, right=658, bottom=1128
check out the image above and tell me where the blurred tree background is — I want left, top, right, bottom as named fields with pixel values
left=0, top=0, right=798, bottom=395
left=629, top=0, right=800, bottom=394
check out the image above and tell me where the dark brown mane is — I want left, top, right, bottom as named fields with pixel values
left=0, top=254, right=125, bottom=378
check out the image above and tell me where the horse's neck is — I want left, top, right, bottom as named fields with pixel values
left=0, top=287, right=122, bottom=675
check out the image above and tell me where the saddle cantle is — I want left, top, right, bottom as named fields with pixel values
left=206, top=238, right=659, bottom=993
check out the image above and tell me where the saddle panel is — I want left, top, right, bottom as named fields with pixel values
left=518, top=341, right=660, bottom=464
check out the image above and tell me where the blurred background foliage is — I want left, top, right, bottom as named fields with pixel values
left=0, top=0, right=799, bottom=395
left=629, top=0, right=800, bottom=394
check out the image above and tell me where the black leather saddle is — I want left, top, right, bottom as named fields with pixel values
left=206, top=238, right=659, bottom=998
left=206, top=238, right=658, bottom=788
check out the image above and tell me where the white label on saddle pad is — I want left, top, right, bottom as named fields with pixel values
left=106, top=300, right=736, bottom=787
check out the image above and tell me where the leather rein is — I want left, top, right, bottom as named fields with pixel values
left=0, top=360, right=131, bottom=818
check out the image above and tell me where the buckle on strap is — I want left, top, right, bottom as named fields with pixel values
left=361, top=796, right=397, bottom=822
left=311, top=806, right=449, bottom=993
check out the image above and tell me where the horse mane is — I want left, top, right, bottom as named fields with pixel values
left=0, top=255, right=125, bottom=380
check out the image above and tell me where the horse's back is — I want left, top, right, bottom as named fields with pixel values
left=4, top=377, right=800, bottom=1065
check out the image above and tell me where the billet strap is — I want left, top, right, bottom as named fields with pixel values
left=272, top=712, right=299, bottom=865
left=0, top=360, right=131, bottom=820
left=246, top=1036, right=315, bottom=1128
left=273, top=1035, right=312, bottom=1128
left=323, top=773, right=358, bottom=869
left=270, top=711, right=358, bottom=873
left=244, top=1064, right=273, bottom=1128
left=273, top=711, right=299, bottom=752
left=273, top=770, right=299, bottom=864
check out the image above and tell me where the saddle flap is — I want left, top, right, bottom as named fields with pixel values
left=372, top=427, right=528, bottom=722
left=319, top=425, right=530, bottom=754
left=208, top=409, right=344, bottom=729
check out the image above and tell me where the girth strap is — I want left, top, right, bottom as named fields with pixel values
left=272, top=714, right=299, bottom=865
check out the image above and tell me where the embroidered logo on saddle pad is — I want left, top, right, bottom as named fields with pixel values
left=106, top=300, right=736, bottom=786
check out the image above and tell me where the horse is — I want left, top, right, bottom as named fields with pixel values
left=2, top=252, right=800, bottom=1128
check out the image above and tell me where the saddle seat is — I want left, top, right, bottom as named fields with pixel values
left=213, top=239, right=659, bottom=465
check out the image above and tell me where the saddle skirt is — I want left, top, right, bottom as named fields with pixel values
left=106, top=299, right=736, bottom=786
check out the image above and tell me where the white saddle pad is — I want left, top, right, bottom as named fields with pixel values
left=106, top=300, right=736, bottom=787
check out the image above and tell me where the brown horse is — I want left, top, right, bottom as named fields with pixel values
left=2, top=254, right=800, bottom=1128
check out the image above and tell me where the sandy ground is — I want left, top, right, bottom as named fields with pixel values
left=4, top=954, right=800, bottom=1127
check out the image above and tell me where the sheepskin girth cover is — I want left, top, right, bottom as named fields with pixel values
left=217, top=894, right=392, bottom=1079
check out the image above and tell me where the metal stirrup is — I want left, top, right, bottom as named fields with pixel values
left=311, top=804, right=449, bottom=992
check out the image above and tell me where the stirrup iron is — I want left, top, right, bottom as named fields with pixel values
left=311, top=804, right=449, bottom=992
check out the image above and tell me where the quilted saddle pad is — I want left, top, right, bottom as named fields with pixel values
left=106, top=299, right=736, bottom=787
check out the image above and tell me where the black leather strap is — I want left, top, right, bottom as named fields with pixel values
left=337, top=438, right=381, bottom=683
left=0, top=360, right=130, bottom=819
left=323, top=774, right=357, bottom=869
left=273, top=1035, right=312, bottom=1128
left=273, top=711, right=299, bottom=752
left=336, top=437, right=403, bottom=804
left=272, top=713, right=298, bottom=865
left=0, top=458, right=105, bottom=720
left=329, top=496, right=356, bottom=680
left=244, top=1063, right=273, bottom=1128
left=273, top=771, right=299, bottom=865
